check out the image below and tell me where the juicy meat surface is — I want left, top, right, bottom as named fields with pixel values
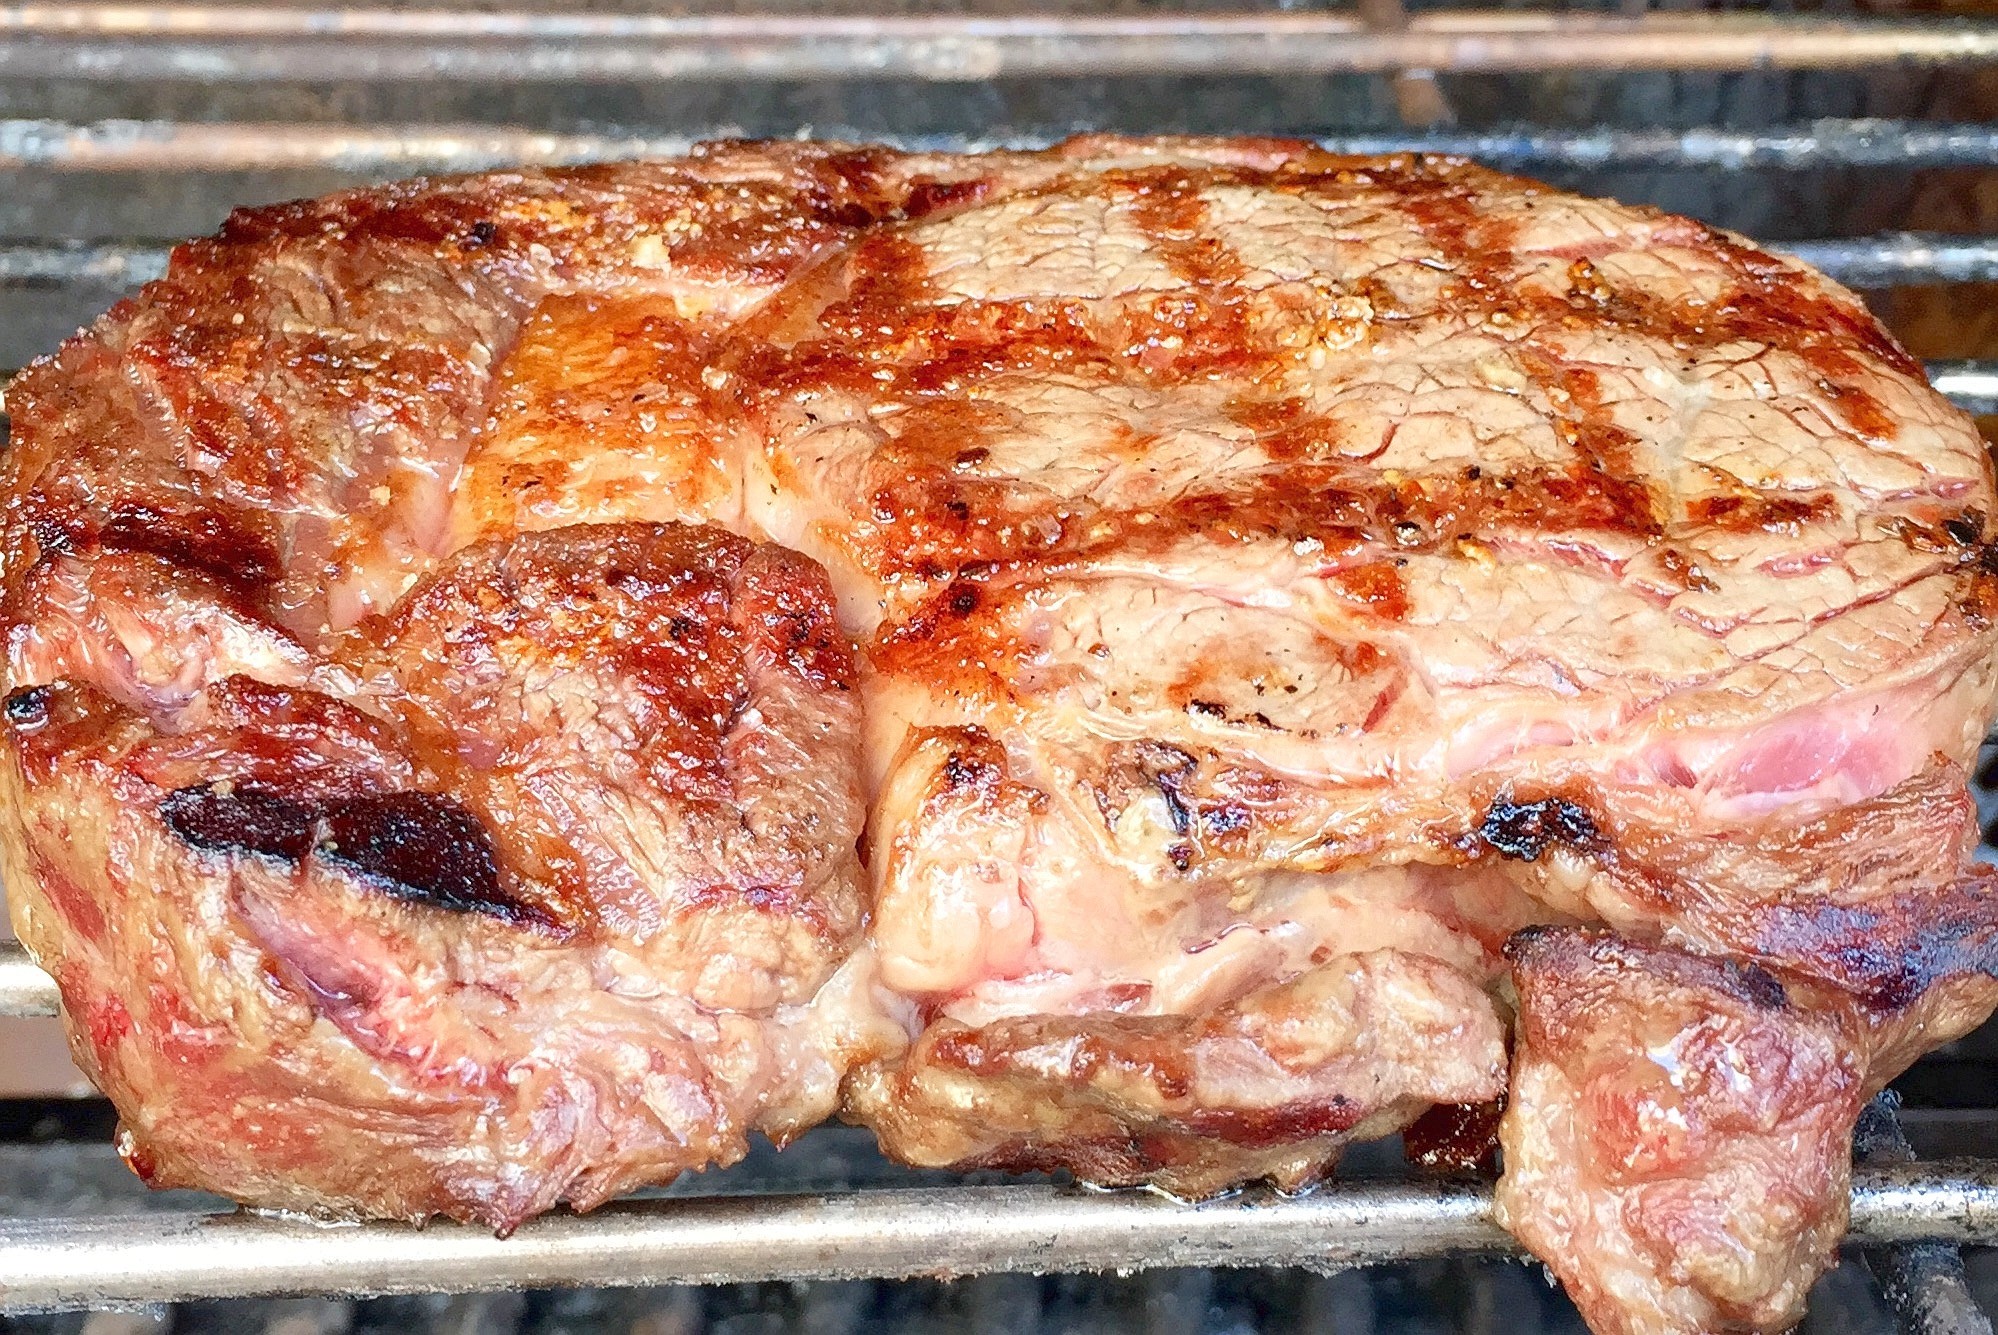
left=2, top=525, right=870, bottom=1228
left=1496, top=929, right=1868, bottom=1335
left=3, top=135, right=1996, bottom=1328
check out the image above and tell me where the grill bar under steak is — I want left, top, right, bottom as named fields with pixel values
left=0, top=1143, right=1994, bottom=1314
left=0, top=8, right=1993, bottom=82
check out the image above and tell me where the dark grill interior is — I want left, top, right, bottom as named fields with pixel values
left=4, top=4, right=1998, bottom=1331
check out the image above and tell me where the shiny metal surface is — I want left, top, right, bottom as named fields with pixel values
left=1857, top=1096, right=1996, bottom=1335
left=1782, top=234, right=1998, bottom=289
left=0, top=9, right=1992, bottom=83
left=1930, top=362, right=1998, bottom=417
left=0, top=1164, right=1993, bottom=1313
left=7, top=118, right=1998, bottom=174
left=0, top=942, right=56, bottom=1018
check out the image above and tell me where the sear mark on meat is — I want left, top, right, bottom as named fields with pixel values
left=161, top=783, right=316, bottom=863
left=1401, top=1097, right=1505, bottom=1177
left=1479, top=795, right=1598, bottom=861
left=162, top=783, right=529, bottom=925
left=319, top=793, right=515, bottom=922
left=4, top=684, right=54, bottom=728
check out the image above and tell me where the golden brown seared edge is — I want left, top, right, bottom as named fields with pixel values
left=1, top=137, right=1996, bottom=1330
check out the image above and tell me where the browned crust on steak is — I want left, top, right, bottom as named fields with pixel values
left=0, top=141, right=1993, bottom=1332
left=1497, top=929, right=1869, bottom=1335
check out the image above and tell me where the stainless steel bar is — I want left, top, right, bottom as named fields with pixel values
left=0, top=1182, right=1505, bottom=1312
left=1855, top=1095, right=1995, bottom=1335
left=0, top=1163, right=1994, bottom=1313
left=0, top=242, right=167, bottom=286
left=11, top=118, right=1998, bottom=175
left=0, top=10, right=1992, bottom=83
left=1929, top=362, right=1998, bottom=416
left=0, top=942, right=56, bottom=1018
left=1781, top=234, right=1998, bottom=287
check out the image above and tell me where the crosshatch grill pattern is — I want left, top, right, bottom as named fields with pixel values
left=6, top=4, right=1998, bottom=1332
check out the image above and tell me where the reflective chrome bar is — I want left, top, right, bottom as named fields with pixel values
left=1854, top=1095, right=1995, bottom=1335
left=0, top=242, right=167, bottom=286
left=1930, top=362, right=1998, bottom=416
left=7, top=118, right=1998, bottom=174
left=0, top=943, right=55, bottom=1017
left=0, top=10, right=1992, bottom=83
left=0, top=1163, right=1992, bottom=1313
left=1782, top=234, right=1998, bottom=288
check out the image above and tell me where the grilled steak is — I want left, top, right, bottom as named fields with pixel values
left=3, top=136, right=1995, bottom=1329
left=1496, top=928, right=1871, bottom=1335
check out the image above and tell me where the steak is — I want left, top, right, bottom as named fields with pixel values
left=2, top=136, right=1995, bottom=1329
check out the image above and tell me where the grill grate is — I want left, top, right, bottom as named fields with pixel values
left=0, top=9, right=1992, bottom=84
left=4, top=4, right=1998, bottom=1331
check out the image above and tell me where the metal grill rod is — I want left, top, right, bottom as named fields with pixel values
left=1, top=1163, right=1994, bottom=1314
left=1931, top=362, right=1998, bottom=416
left=8, top=118, right=1998, bottom=174
left=0, top=944, right=54, bottom=1017
left=0, top=10, right=1994, bottom=83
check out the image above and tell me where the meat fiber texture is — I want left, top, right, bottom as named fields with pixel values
left=2, top=136, right=1996, bottom=1332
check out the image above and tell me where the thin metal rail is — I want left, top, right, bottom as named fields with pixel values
left=0, top=943, right=55, bottom=1017
left=0, top=1163, right=1993, bottom=1313
left=0, top=10, right=1993, bottom=83
left=1931, top=362, right=1998, bottom=416
left=8, top=118, right=1998, bottom=174
left=1857, top=1095, right=1996, bottom=1335
left=1782, top=234, right=1998, bottom=288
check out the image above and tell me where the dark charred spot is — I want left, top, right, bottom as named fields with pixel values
left=1167, top=841, right=1194, bottom=871
left=163, top=782, right=540, bottom=926
left=319, top=792, right=522, bottom=922
left=1187, top=699, right=1226, bottom=718
left=1402, top=1098, right=1505, bottom=1177
left=161, top=783, right=317, bottom=863
left=941, top=748, right=999, bottom=795
left=99, top=504, right=279, bottom=596
left=947, top=584, right=980, bottom=616
left=463, top=220, right=498, bottom=249
left=1501, top=922, right=1558, bottom=962
left=3, top=685, right=52, bottom=729
left=903, top=177, right=992, bottom=221
left=1725, top=960, right=1790, bottom=1012
left=1130, top=743, right=1198, bottom=837
left=1203, top=803, right=1252, bottom=837
left=1947, top=510, right=1988, bottom=547
left=1480, top=796, right=1597, bottom=861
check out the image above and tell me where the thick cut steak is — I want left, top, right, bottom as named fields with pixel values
left=2, top=136, right=1995, bottom=1329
